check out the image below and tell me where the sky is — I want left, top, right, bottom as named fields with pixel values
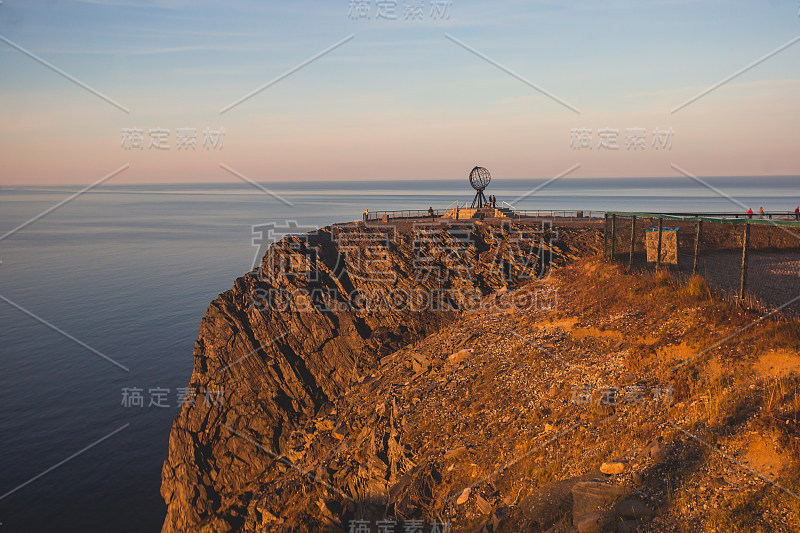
left=0, top=0, right=798, bottom=185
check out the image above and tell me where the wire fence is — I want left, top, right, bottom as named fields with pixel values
left=603, top=212, right=800, bottom=316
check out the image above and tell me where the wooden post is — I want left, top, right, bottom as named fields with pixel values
left=692, top=220, right=702, bottom=276
left=603, top=213, right=609, bottom=259
left=629, top=215, right=636, bottom=267
left=610, top=214, right=617, bottom=259
left=656, top=217, right=663, bottom=268
left=740, top=222, right=750, bottom=300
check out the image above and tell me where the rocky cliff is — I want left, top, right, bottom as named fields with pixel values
left=161, top=220, right=591, bottom=532
left=162, top=218, right=800, bottom=532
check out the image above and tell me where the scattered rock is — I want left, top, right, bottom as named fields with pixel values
left=600, top=461, right=626, bottom=475
left=447, top=348, right=473, bottom=365
left=411, top=353, right=430, bottom=373
left=476, top=494, right=492, bottom=514
left=456, top=488, right=471, bottom=505
left=649, top=442, right=667, bottom=462
left=315, top=419, right=334, bottom=431
left=444, top=446, right=467, bottom=460
left=258, top=508, right=278, bottom=522
left=491, top=506, right=509, bottom=530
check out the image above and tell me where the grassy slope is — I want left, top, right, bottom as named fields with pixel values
left=242, top=250, right=800, bottom=532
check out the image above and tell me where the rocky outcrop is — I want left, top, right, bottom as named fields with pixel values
left=161, top=218, right=800, bottom=531
left=161, top=221, right=588, bottom=532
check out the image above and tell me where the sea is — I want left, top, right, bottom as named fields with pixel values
left=0, top=175, right=797, bottom=532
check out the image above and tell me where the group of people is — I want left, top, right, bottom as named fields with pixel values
left=487, top=194, right=497, bottom=208
left=745, top=206, right=800, bottom=220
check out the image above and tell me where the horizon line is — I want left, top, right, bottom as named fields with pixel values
left=2, top=173, right=799, bottom=189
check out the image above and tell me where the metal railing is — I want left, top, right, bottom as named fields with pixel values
left=605, top=211, right=800, bottom=225
left=513, top=209, right=598, bottom=219
left=500, top=201, right=516, bottom=213
left=362, top=207, right=601, bottom=222
left=364, top=209, right=444, bottom=221
left=445, top=200, right=469, bottom=211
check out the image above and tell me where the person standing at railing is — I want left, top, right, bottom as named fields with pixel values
left=795, top=206, right=799, bottom=221
left=363, top=209, right=368, bottom=222
left=747, top=208, right=753, bottom=219
left=428, top=206, right=434, bottom=220
left=759, top=207, right=765, bottom=219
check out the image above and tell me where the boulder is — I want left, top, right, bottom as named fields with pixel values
left=571, top=481, right=626, bottom=518
left=649, top=442, right=666, bottom=462
left=574, top=510, right=613, bottom=533
left=600, top=461, right=626, bottom=475
left=613, top=499, right=654, bottom=520
left=475, top=494, right=492, bottom=514
left=447, top=348, right=473, bottom=365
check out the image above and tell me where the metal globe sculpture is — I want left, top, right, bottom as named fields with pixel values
left=469, top=166, right=491, bottom=191
left=469, top=166, right=491, bottom=208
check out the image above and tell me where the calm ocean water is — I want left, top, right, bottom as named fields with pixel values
left=0, top=176, right=797, bottom=532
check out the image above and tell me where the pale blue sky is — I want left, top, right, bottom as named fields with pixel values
left=1, top=0, right=798, bottom=183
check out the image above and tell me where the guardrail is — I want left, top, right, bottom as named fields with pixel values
left=605, top=211, right=800, bottom=226
left=364, top=209, right=445, bottom=221
left=362, top=208, right=602, bottom=222
left=500, top=201, right=516, bottom=213
left=513, top=210, right=599, bottom=219
left=445, top=200, right=469, bottom=211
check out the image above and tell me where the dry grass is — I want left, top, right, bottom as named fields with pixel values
left=296, top=253, right=800, bottom=531
left=682, top=275, right=712, bottom=301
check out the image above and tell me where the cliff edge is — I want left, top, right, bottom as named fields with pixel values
left=161, top=220, right=591, bottom=531
left=162, top=219, right=800, bottom=532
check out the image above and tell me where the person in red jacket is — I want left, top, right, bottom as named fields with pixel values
left=795, top=206, right=799, bottom=221
left=747, top=208, right=753, bottom=219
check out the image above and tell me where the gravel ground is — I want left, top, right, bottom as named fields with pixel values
left=677, top=250, right=800, bottom=315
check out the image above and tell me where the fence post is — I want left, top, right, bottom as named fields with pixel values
left=692, top=220, right=702, bottom=276
left=740, top=222, right=750, bottom=300
left=656, top=217, right=663, bottom=268
left=603, top=213, right=609, bottom=259
left=611, top=214, right=617, bottom=259
left=629, top=215, right=636, bottom=267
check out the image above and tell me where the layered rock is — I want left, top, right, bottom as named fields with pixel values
left=161, top=221, right=582, bottom=532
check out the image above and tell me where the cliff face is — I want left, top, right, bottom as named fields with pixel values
left=163, top=219, right=800, bottom=532
left=161, top=220, right=586, bottom=532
